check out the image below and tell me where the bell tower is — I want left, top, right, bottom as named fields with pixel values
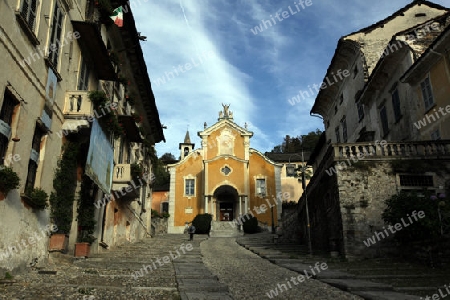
left=179, top=130, right=195, bottom=160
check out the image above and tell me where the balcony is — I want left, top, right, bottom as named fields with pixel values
left=334, top=140, right=450, bottom=160
left=63, top=91, right=93, bottom=118
left=112, top=163, right=140, bottom=200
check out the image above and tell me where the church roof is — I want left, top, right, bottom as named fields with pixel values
left=184, top=130, right=192, bottom=144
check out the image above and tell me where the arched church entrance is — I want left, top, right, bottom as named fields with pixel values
left=213, top=185, right=238, bottom=221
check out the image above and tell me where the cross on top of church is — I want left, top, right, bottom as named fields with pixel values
left=218, top=103, right=234, bottom=121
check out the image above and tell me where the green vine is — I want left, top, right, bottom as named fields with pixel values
left=76, top=175, right=97, bottom=244
left=88, top=91, right=125, bottom=138
left=49, top=142, right=80, bottom=234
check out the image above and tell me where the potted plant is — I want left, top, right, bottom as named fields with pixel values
left=75, top=175, right=97, bottom=258
left=22, top=188, right=49, bottom=210
left=0, top=166, right=20, bottom=200
left=48, top=142, right=80, bottom=252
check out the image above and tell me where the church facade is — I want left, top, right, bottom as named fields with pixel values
left=167, top=105, right=283, bottom=233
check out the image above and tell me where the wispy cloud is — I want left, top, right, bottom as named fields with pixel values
left=131, top=0, right=448, bottom=156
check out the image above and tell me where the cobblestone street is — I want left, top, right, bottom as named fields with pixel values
left=201, top=237, right=361, bottom=300
left=0, top=233, right=446, bottom=300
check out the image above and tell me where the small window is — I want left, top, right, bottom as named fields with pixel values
left=399, top=175, right=433, bottom=187
left=420, top=76, right=434, bottom=110
left=335, top=126, right=340, bottom=143
left=162, top=202, right=169, bottom=213
left=20, top=0, right=38, bottom=31
left=341, top=117, right=347, bottom=142
left=334, top=105, right=338, bottom=115
left=353, top=65, right=358, bottom=78
left=77, top=56, right=90, bottom=90
left=185, top=179, right=195, bottom=196
left=392, top=89, right=402, bottom=122
left=256, top=179, right=266, bottom=196
left=0, top=90, right=19, bottom=164
left=339, top=94, right=344, bottom=105
left=25, top=124, right=45, bottom=192
left=48, top=2, right=64, bottom=68
left=380, top=105, right=389, bottom=137
left=183, top=147, right=189, bottom=157
left=357, top=100, right=364, bottom=121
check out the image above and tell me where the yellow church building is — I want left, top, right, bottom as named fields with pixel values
left=167, top=105, right=283, bottom=235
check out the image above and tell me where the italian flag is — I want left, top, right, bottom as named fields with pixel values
left=110, top=6, right=123, bottom=27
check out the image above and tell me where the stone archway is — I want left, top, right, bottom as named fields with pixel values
left=213, top=185, right=238, bottom=222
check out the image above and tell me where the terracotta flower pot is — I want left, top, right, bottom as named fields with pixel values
left=0, top=191, right=5, bottom=201
left=74, top=243, right=90, bottom=258
left=48, top=234, right=69, bottom=253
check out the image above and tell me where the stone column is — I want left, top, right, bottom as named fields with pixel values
left=239, top=196, right=242, bottom=216
left=244, top=195, right=248, bottom=213
left=205, top=195, right=208, bottom=213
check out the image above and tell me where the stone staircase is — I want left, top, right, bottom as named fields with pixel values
left=0, top=234, right=232, bottom=299
left=210, top=221, right=243, bottom=237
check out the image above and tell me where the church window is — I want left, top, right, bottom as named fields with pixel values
left=221, top=165, right=231, bottom=176
left=256, top=179, right=266, bottom=196
left=185, top=179, right=195, bottom=196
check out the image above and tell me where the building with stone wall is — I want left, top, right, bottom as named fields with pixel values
left=0, top=0, right=164, bottom=275
left=295, top=0, right=450, bottom=259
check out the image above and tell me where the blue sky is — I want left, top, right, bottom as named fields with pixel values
left=131, top=0, right=448, bottom=157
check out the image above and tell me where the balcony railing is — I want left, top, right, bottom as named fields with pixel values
left=112, top=163, right=140, bottom=200
left=113, top=163, right=132, bottom=183
left=334, top=140, right=450, bottom=160
left=63, top=91, right=93, bottom=118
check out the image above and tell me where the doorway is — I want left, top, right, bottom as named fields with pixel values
left=219, top=202, right=234, bottom=221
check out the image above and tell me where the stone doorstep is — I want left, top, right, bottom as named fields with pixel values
left=353, top=291, right=422, bottom=300
left=180, top=291, right=233, bottom=300
left=320, top=279, right=394, bottom=292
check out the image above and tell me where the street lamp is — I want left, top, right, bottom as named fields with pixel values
left=286, top=151, right=313, bottom=256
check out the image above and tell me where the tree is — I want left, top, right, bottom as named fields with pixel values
left=160, top=152, right=176, bottom=161
left=271, top=129, right=322, bottom=153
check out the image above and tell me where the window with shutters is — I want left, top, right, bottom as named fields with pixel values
left=380, top=105, right=389, bottom=137
left=20, top=0, right=38, bottom=31
left=48, top=2, right=64, bottom=68
left=15, top=0, right=40, bottom=45
left=392, top=89, right=402, bottom=122
left=25, top=125, right=45, bottom=192
left=77, top=56, right=90, bottom=90
left=420, top=76, right=434, bottom=111
left=0, top=90, right=19, bottom=164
